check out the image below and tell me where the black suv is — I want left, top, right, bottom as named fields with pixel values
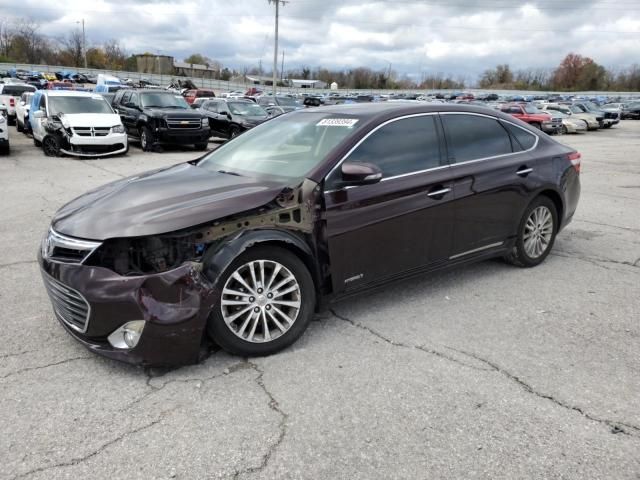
left=112, top=89, right=210, bottom=151
left=197, top=99, right=269, bottom=138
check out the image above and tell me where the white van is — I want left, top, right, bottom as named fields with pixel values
left=31, top=90, right=128, bottom=157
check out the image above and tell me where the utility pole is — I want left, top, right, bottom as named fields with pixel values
left=281, top=50, right=285, bottom=84
left=268, top=0, right=287, bottom=96
left=76, top=19, right=87, bottom=69
left=82, top=19, right=87, bottom=69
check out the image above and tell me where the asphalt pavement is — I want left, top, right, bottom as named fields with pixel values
left=1, top=122, right=639, bottom=479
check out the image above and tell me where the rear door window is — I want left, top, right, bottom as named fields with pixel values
left=346, top=115, right=442, bottom=177
left=442, top=114, right=513, bottom=163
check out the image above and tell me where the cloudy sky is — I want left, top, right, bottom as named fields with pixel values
left=2, top=0, right=639, bottom=81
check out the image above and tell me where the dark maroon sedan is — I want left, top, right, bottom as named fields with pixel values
left=39, top=103, right=581, bottom=366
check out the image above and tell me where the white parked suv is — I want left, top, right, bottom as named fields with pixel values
left=0, top=83, right=37, bottom=125
left=16, top=91, right=34, bottom=133
left=31, top=90, right=128, bottom=157
left=0, top=104, right=9, bottom=154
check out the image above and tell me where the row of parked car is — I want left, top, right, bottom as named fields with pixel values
left=0, top=78, right=637, bottom=157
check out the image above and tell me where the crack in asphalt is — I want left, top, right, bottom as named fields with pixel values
left=331, top=309, right=640, bottom=438
left=552, top=251, right=640, bottom=272
left=232, top=361, right=288, bottom=480
left=0, top=356, right=92, bottom=380
left=10, top=407, right=178, bottom=480
left=0, top=348, right=39, bottom=360
left=120, top=361, right=251, bottom=412
left=77, top=159, right=127, bottom=179
left=574, top=219, right=640, bottom=234
left=330, top=308, right=491, bottom=372
left=447, top=347, right=640, bottom=438
left=0, top=260, right=37, bottom=270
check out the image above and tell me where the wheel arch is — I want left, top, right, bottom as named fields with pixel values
left=202, top=229, right=321, bottom=299
left=536, top=189, right=564, bottom=228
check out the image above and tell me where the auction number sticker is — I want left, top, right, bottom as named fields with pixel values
left=317, top=118, right=359, bottom=127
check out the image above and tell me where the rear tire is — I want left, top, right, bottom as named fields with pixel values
left=16, top=120, right=23, bottom=132
left=504, top=196, right=558, bottom=268
left=194, top=142, right=208, bottom=151
left=206, top=246, right=315, bottom=357
left=229, top=126, right=240, bottom=138
left=531, top=122, right=542, bottom=130
left=33, top=137, right=42, bottom=147
left=0, top=143, right=9, bottom=155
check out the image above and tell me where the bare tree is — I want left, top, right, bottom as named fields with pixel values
left=0, top=19, right=15, bottom=58
left=59, top=30, right=84, bottom=67
left=15, top=19, right=44, bottom=63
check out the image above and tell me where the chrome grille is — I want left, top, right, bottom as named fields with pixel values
left=166, top=117, right=201, bottom=129
left=41, top=229, right=102, bottom=264
left=42, top=273, right=90, bottom=333
left=72, top=127, right=112, bottom=137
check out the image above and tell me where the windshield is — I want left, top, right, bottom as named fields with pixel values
left=228, top=102, right=268, bottom=117
left=568, top=105, right=582, bottom=114
left=198, top=111, right=362, bottom=180
left=48, top=95, right=113, bottom=114
left=583, top=101, right=599, bottom=110
left=275, top=96, right=298, bottom=107
left=141, top=92, right=189, bottom=109
left=524, top=105, right=541, bottom=114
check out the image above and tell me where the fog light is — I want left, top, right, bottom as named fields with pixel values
left=107, top=320, right=146, bottom=349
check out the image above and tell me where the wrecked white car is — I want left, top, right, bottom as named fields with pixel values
left=30, top=90, right=128, bottom=158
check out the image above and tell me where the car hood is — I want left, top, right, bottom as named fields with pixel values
left=61, top=113, right=121, bottom=127
left=52, top=163, right=292, bottom=240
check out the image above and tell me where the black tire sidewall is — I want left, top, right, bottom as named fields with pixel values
left=207, top=246, right=316, bottom=356
left=140, top=126, right=152, bottom=151
left=514, top=197, right=558, bottom=267
left=43, top=135, right=60, bottom=157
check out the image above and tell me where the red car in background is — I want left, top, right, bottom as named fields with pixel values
left=183, top=89, right=216, bottom=105
left=500, top=103, right=562, bottom=134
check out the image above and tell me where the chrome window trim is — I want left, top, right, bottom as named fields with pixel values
left=323, top=111, right=539, bottom=194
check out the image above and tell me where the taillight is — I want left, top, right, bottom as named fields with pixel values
left=9, top=98, right=15, bottom=107
left=568, top=152, right=581, bottom=173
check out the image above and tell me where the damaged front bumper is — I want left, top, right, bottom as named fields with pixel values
left=39, top=253, right=216, bottom=366
left=61, top=132, right=128, bottom=158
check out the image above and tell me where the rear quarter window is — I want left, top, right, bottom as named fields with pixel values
left=502, top=122, right=537, bottom=151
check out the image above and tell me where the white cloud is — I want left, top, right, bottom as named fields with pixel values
left=1, top=0, right=638, bottom=81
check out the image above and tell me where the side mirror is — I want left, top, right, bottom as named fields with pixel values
left=32, top=110, right=45, bottom=119
left=219, top=110, right=230, bottom=117
left=339, top=162, right=382, bottom=186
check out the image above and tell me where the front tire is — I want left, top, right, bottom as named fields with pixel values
left=505, top=196, right=557, bottom=268
left=139, top=125, right=153, bottom=151
left=206, top=246, right=315, bottom=356
left=42, top=135, right=61, bottom=157
left=194, top=142, right=208, bottom=151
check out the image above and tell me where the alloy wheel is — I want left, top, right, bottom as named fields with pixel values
left=221, top=260, right=302, bottom=343
left=523, top=206, right=554, bottom=258
left=43, top=137, right=58, bottom=156
left=141, top=131, right=147, bottom=149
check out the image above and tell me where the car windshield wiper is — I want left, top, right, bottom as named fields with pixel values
left=217, top=169, right=243, bottom=176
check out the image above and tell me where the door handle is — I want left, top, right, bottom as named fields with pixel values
left=427, top=187, right=452, bottom=198
left=516, top=167, right=533, bottom=177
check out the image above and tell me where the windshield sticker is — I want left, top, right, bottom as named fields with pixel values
left=317, top=118, right=359, bottom=127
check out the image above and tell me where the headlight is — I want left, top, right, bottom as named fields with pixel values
left=0, top=115, right=5, bottom=124
left=112, top=124, right=125, bottom=134
left=201, top=117, right=208, bottom=127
